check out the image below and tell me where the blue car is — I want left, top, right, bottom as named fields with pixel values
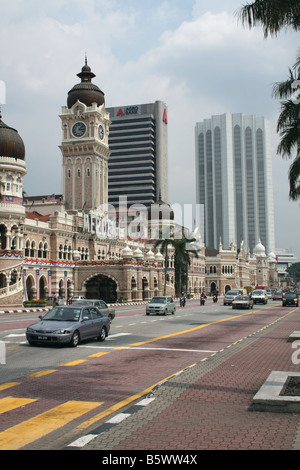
left=26, top=305, right=110, bottom=347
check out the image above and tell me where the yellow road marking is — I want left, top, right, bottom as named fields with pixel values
left=0, top=382, right=20, bottom=391
left=131, top=309, right=258, bottom=346
left=0, top=397, right=37, bottom=414
left=88, top=352, right=109, bottom=358
left=61, top=359, right=88, bottom=366
left=27, top=369, right=57, bottom=377
left=0, top=400, right=103, bottom=450
left=78, top=373, right=175, bottom=430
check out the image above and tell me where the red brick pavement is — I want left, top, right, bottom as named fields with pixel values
left=86, top=308, right=300, bottom=450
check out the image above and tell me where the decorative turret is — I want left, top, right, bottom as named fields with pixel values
left=67, top=58, right=105, bottom=109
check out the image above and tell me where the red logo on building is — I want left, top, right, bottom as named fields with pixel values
left=117, top=108, right=125, bottom=116
left=163, top=109, right=168, bottom=124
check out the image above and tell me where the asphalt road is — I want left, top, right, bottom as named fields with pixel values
left=0, top=298, right=285, bottom=450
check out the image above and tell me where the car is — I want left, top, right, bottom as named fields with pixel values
left=251, top=289, right=268, bottom=304
left=282, top=291, right=299, bottom=307
left=232, top=295, right=254, bottom=310
left=26, top=305, right=110, bottom=347
left=266, top=290, right=272, bottom=299
left=272, top=291, right=282, bottom=300
left=45, top=296, right=64, bottom=306
left=72, top=299, right=115, bottom=321
left=146, top=296, right=175, bottom=315
left=223, top=289, right=244, bottom=306
left=71, top=296, right=86, bottom=301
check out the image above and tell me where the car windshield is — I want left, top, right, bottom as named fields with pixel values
left=227, top=291, right=239, bottom=295
left=42, top=308, right=81, bottom=321
left=151, top=297, right=166, bottom=303
left=253, top=291, right=263, bottom=295
left=235, top=296, right=248, bottom=300
left=285, top=292, right=296, bottom=297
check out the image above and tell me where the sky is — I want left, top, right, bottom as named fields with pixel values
left=0, top=0, right=299, bottom=259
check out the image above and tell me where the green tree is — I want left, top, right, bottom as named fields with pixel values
left=286, top=261, right=300, bottom=282
left=155, top=231, right=199, bottom=296
left=238, top=0, right=300, bottom=199
left=237, top=0, right=300, bottom=38
left=154, top=237, right=174, bottom=296
left=272, top=52, right=300, bottom=199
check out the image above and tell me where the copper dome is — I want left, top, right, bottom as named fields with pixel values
left=0, top=118, right=25, bottom=160
left=67, top=60, right=105, bottom=109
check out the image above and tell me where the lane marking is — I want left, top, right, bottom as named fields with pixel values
left=130, top=309, right=261, bottom=346
left=27, top=370, right=57, bottom=377
left=0, top=382, right=20, bottom=391
left=88, top=352, right=110, bottom=358
left=0, top=400, right=103, bottom=450
left=61, top=359, right=88, bottom=367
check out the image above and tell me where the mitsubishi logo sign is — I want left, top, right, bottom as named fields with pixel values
left=163, top=109, right=168, bottom=124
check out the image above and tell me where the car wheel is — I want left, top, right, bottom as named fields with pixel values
left=70, top=331, right=80, bottom=347
left=98, top=326, right=107, bottom=342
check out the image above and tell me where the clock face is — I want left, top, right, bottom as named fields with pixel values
left=72, top=122, right=86, bottom=137
left=98, top=125, right=104, bottom=140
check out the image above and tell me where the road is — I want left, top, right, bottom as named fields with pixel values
left=0, top=297, right=288, bottom=450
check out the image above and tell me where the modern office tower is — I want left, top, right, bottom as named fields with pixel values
left=106, top=101, right=168, bottom=208
left=195, top=113, right=275, bottom=255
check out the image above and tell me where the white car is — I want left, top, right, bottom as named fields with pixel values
left=251, top=289, right=268, bottom=304
left=146, top=296, right=176, bottom=316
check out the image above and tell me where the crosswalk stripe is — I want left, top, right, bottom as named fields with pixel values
left=0, top=400, right=103, bottom=450
left=0, top=397, right=37, bottom=414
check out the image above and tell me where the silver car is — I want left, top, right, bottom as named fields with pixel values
left=223, top=289, right=243, bottom=306
left=72, top=299, right=115, bottom=321
left=146, top=296, right=176, bottom=315
left=26, top=305, right=110, bottom=347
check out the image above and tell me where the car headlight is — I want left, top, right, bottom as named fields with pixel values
left=27, top=328, right=35, bottom=333
left=52, top=329, right=71, bottom=334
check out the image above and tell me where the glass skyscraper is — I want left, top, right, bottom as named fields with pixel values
left=195, top=113, right=275, bottom=255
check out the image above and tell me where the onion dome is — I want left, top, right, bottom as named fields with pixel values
left=121, top=243, right=133, bottom=260
left=254, top=239, right=266, bottom=256
left=155, top=249, right=164, bottom=263
left=67, top=58, right=105, bottom=109
left=0, top=111, right=25, bottom=160
left=146, top=248, right=155, bottom=262
left=133, top=245, right=143, bottom=260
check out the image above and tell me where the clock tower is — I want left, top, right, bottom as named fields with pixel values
left=59, top=59, right=111, bottom=212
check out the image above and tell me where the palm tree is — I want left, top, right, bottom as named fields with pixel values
left=237, top=0, right=300, bottom=38
left=154, top=237, right=174, bottom=295
left=173, top=232, right=199, bottom=296
left=272, top=51, right=300, bottom=200
left=237, top=1, right=300, bottom=200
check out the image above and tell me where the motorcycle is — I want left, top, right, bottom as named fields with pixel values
left=213, top=295, right=218, bottom=303
left=200, top=296, right=206, bottom=306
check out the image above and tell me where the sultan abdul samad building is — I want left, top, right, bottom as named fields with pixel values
left=0, top=60, right=278, bottom=309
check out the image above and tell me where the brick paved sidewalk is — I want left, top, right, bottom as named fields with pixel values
left=74, top=309, right=300, bottom=451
